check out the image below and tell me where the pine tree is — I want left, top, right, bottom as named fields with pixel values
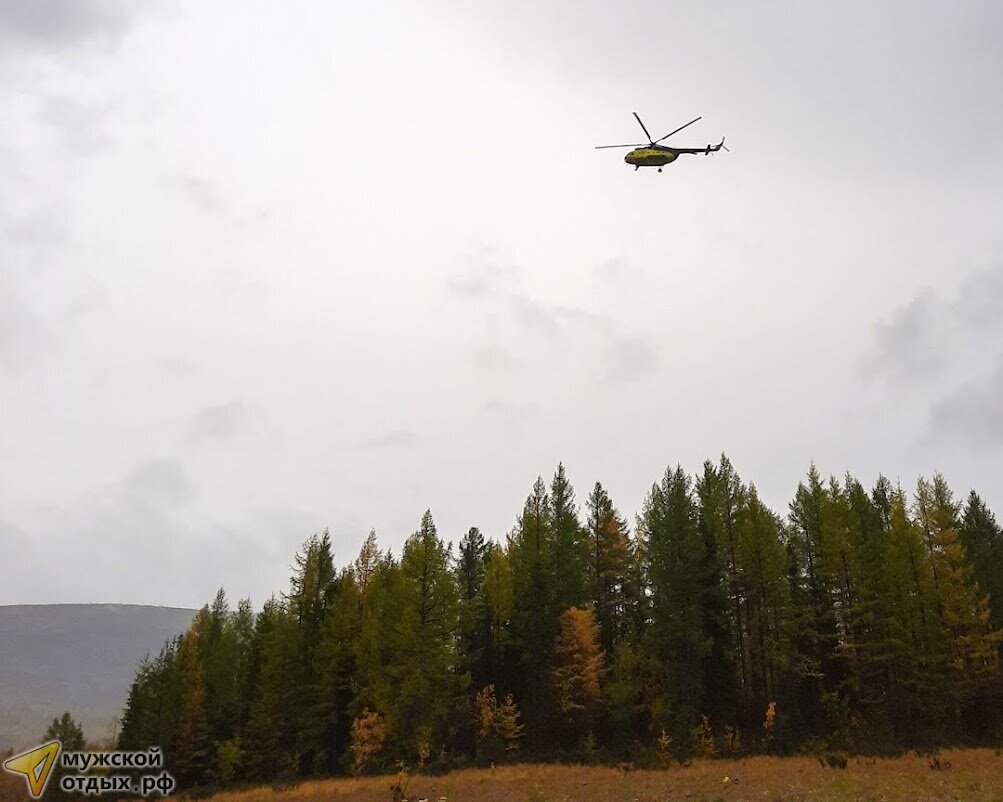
left=457, top=527, right=493, bottom=692
left=284, top=531, right=338, bottom=772
left=242, top=597, right=299, bottom=781
left=551, top=464, right=587, bottom=612
left=880, top=484, right=945, bottom=735
left=734, top=484, right=790, bottom=726
left=482, top=541, right=517, bottom=693
left=960, top=492, right=1003, bottom=636
left=786, top=465, right=847, bottom=735
left=585, top=482, right=632, bottom=652
left=312, top=570, right=363, bottom=774
left=354, top=529, right=381, bottom=604
left=119, top=636, right=183, bottom=755
left=509, top=477, right=556, bottom=729
left=551, top=607, right=605, bottom=746
left=915, top=476, right=1001, bottom=714
left=201, top=589, right=240, bottom=749
left=42, top=713, right=85, bottom=802
left=395, top=510, right=463, bottom=758
left=170, top=612, right=211, bottom=788
left=694, top=458, right=742, bottom=727
left=353, top=553, right=410, bottom=763
left=639, top=466, right=713, bottom=746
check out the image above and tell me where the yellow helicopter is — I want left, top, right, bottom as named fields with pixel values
left=596, top=112, right=727, bottom=172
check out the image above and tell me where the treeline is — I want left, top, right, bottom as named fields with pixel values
left=117, top=458, right=1003, bottom=789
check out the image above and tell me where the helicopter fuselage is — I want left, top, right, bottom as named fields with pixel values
left=625, top=146, right=678, bottom=168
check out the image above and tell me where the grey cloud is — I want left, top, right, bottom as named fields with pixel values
left=446, top=253, right=517, bottom=298
left=6, top=206, right=70, bottom=251
left=37, top=95, right=116, bottom=154
left=507, top=293, right=613, bottom=338
left=0, top=273, right=54, bottom=369
left=170, top=176, right=224, bottom=215
left=930, top=361, right=1003, bottom=447
left=481, top=400, right=538, bottom=426
left=186, top=402, right=252, bottom=442
left=469, top=344, right=525, bottom=371
left=863, top=264, right=1003, bottom=446
left=863, top=287, right=946, bottom=383
left=605, top=336, right=660, bottom=383
left=0, top=1, right=136, bottom=49
left=864, top=265, right=1003, bottom=385
left=594, top=257, right=641, bottom=282
left=123, top=458, right=196, bottom=507
left=361, top=430, right=418, bottom=449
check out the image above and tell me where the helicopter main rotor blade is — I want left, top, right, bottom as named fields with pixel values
left=595, top=143, right=647, bottom=149
left=654, top=116, right=702, bottom=143
left=632, top=112, right=653, bottom=143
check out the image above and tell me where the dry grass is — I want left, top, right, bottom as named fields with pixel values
left=1, top=765, right=33, bottom=802
left=202, top=750, right=1003, bottom=802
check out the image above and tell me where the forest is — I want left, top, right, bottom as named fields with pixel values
left=115, top=457, right=1003, bottom=791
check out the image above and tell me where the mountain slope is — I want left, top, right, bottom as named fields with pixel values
left=0, top=604, right=196, bottom=751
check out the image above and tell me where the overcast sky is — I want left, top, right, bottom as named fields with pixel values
left=2, top=0, right=1002, bottom=609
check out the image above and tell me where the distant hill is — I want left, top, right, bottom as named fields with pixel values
left=0, top=604, right=197, bottom=751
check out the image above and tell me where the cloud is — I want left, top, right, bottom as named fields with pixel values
left=605, top=336, right=660, bottom=382
left=863, top=287, right=946, bottom=383
left=185, top=402, right=253, bottom=442
left=863, top=263, right=1003, bottom=445
left=0, top=271, right=54, bottom=369
left=360, top=430, right=418, bottom=449
left=469, top=344, right=525, bottom=371
left=593, top=257, right=642, bottom=282
left=930, top=360, right=1003, bottom=447
left=0, top=1, right=137, bottom=50
left=169, top=176, right=224, bottom=215
left=864, top=265, right=1003, bottom=385
left=123, top=458, right=196, bottom=507
left=37, top=94, right=117, bottom=154
left=446, top=251, right=518, bottom=299
left=508, top=293, right=613, bottom=339
left=481, top=400, right=538, bottom=426
left=5, top=206, right=70, bottom=251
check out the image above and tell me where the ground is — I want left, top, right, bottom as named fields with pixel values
left=189, top=750, right=1002, bottom=802
left=2, top=750, right=1000, bottom=802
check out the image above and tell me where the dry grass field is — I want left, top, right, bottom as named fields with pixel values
left=199, top=750, right=1003, bottom=802
left=2, top=750, right=1000, bottom=802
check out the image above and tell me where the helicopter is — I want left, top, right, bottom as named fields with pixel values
left=596, top=112, right=728, bottom=172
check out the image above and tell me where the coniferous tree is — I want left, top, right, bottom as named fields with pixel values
left=170, top=612, right=211, bottom=788
left=242, top=597, right=299, bottom=781
left=786, top=466, right=847, bottom=736
left=482, top=541, right=517, bottom=693
left=697, top=456, right=748, bottom=713
left=550, top=464, right=587, bottom=612
left=961, top=492, right=1003, bottom=636
left=394, top=510, right=463, bottom=759
left=734, top=484, right=790, bottom=726
left=640, top=466, right=713, bottom=748
left=42, top=713, right=86, bottom=802
left=111, top=460, right=1003, bottom=783
left=695, top=459, right=742, bottom=727
left=915, top=476, right=1001, bottom=719
left=585, top=482, right=632, bottom=652
left=551, top=607, right=605, bottom=747
left=312, top=570, right=363, bottom=774
left=457, top=527, right=493, bottom=692
left=509, top=478, right=556, bottom=730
